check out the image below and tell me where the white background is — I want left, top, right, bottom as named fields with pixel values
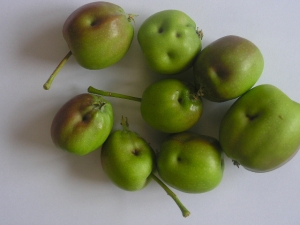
left=1, top=0, right=300, bottom=224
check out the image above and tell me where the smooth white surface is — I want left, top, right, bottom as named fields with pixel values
left=1, top=0, right=300, bottom=224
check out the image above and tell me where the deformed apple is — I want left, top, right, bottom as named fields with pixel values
left=157, top=131, right=224, bottom=193
left=138, top=10, right=202, bottom=75
left=193, top=35, right=264, bottom=102
left=51, top=93, right=114, bottom=155
left=101, top=117, right=155, bottom=191
left=43, top=1, right=135, bottom=90
left=219, top=84, right=300, bottom=172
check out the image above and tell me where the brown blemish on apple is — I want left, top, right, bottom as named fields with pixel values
left=246, top=113, right=259, bottom=121
left=132, top=149, right=140, bottom=156
left=158, top=27, right=164, bottom=33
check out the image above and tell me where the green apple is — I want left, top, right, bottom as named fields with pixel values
left=88, top=78, right=203, bottom=133
left=51, top=93, right=113, bottom=155
left=140, top=79, right=202, bottom=133
left=193, top=35, right=264, bottom=102
left=101, top=117, right=190, bottom=217
left=138, top=10, right=202, bottom=75
left=63, top=2, right=134, bottom=69
left=43, top=2, right=134, bottom=90
left=101, top=117, right=155, bottom=191
left=157, top=132, right=224, bottom=193
left=219, top=84, right=300, bottom=172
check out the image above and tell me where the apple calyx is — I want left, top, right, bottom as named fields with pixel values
left=191, top=87, right=203, bottom=100
left=232, top=160, right=240, bottom=168
left=81, top=100, right=107, bottom=122
left=196, top=85, right=205, bottom=97
left=196, top=28, right=204, bottom=40
left=127, top=14, right=138, bottom=25
left=92, top=100, right=106, bottom=110
left=188, top=83, right=203, bottom=100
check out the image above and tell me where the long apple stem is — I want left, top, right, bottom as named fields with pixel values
left=43, top=51, right=73, bottom=90
left=88, top=86, right=142, bottom=102
left=150, top=173, right=190, bottom=218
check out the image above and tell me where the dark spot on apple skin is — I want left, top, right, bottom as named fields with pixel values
left=177, top=157, right=182, bottom=162
left=278, top=115, right=284, bottom=120
left=158, top=27, right=164, bottom=33
left=90, top=21, right=98, bottom=27
left=82, top=114, right=91, bottom=122
left=178, top=97, right=183, bottom=104
left=246, top=113, right=259, bottom=121
left=132, top=149, right=140, bottom=156
left=90, top=19, right=104, bottom=27
left=167, top=51, right=175, bottom=59
left=212, top=65, right=231, bottom=80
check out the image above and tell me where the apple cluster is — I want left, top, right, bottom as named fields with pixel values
left=45, top=2, right=300, bottom=218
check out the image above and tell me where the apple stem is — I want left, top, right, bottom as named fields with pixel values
left=150, top=173, right=190, bottom=218
left=88, top=86, right=142, bottom=102
left=43, top=51, right=73, bottom=90
left=121, top=116, right=130, bottom=131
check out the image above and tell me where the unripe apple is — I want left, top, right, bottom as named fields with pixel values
left=51, top=93, right=114, bottom=155
left=193, top=35, right=264, bottom=102
left=157, top=132, right=224, bottom=193
left=219, top=84, right=300, bottom=172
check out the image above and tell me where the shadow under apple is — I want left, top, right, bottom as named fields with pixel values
left=17, top=4, right=77, bottom=66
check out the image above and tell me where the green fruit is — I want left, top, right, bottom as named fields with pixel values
left=140, top=79, right=203, bottom=133
left=138, top=10, right=202, bottom=75
left=88, top=79, right=203, bottom=133
left=193, top=35, right=264, bottom=102
left=101, top=117, right=155, bottom=191
left=43, top=1, right=134, bottom=90
left=219, top=84, right=300, bottom=172
left=63, top=2, right=134, bottom=69
left=101, top=117, right=191, bottom=217
left=157, top=132, right=224, bottom=193
left=51, top=93, right=113, bottom=155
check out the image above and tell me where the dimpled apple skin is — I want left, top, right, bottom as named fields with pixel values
left=101, top=124, right=155, bottom=191
left=193, top=35, right=264, bottom=102
left=219, top=84, right=300, bottom=172
left=140, top=79, right=203, bottom=133
left=51, top=94, right=114, bottom=155
left=63, top=2, right=134, bottom=70
left=157, top=132, right=224, bottom=193
left=138, top=10, right=202, bottom=75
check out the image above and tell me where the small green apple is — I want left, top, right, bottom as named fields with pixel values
left=101, top=117, right=190, bottom=217
left=88, top=78, right=203, bottom=133
left=101, top=117, right=155, bottom=191
left=43, top=1, right=134, bottom=90
left=51, top=93, right=113, bottom=155
left=63, top=2, right=134, bottom=70
left=219, top=84, right=300, bottom=172
left=140, top=79, right=203, bottom=133
left=138, top=10, right=202, bottom=74
left=157, top=132, right=224, bottom=193
left=193, top=35, right=264, bottom=102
